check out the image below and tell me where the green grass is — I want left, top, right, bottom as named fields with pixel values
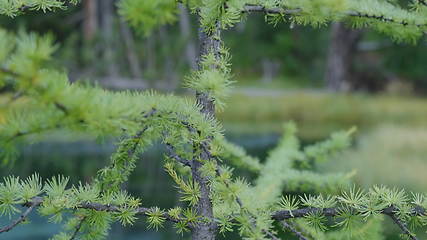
left=319, top=125, right=427, bottom=192
left=220, top=91, right=427, bottom=140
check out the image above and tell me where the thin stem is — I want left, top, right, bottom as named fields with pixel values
left=272, top=206, right=426, bottom=220
left=165, top=142, right=192, bottom=167
left=272, top=206, right=425, bottom=239
left=0, top=199, right=42, bottom=233
left=262, top=229, right=280, bottom=240
left=281, top=221, right=309, bottom=240
left=17, top=197, right=182, bottom=224
left=69, top=217, right=87, bottom=240
left=243, top=5, right=300, bottom=15
left=387, top=213, right=418, bottom=240
left=242, top=4, right=427, bottom=28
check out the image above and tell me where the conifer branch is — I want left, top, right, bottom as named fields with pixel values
left=262, top=229, right=280, bottom=240
left=242, top=5, right=301, bottom=15
left=17, top=0, right=75, bottom=12
left=0, top=198, right=42, bottom=233
left=77, top=201, right=181, bottom=223
left=272, top=205, right=425, bottom=239
left=216, top=165, right=276, bottom=239
left=386, top=212, right=418, bottom=240
left=272, top=206, right=426, bottom=220
left=2, top=2, right=427, bottom=240
left=345, top=11, right=424, bottom=28
left=69, top=216, right=86, bottom=240
left=242, top=5, right=427, bottom=28
left=281, top=221, right=309, bottom=240
left=15, top=197, right=182, bottom=224
left=165, top=143, right=192, bottom=167
left=418, top=0, right=427, bottom=7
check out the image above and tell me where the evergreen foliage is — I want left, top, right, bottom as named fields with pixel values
left=1, top=0, right=427, bottom=240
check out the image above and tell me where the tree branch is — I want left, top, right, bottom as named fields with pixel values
left=13, top=197, right=182, bottom=225
left=281, top=220, right=309, bottom=240
left=18, top=0, right=74, bottom=12
left=78, top=201, right=181, bottom=223
left=272, top=206, right=426, bottom=220
left=0, top=198, right=42, bottom=233
left=262, top=229, right=280, bottom=240
left=1, top=196, right=186, bottom=235
left=386, top=212, right=418, bottom=240
left=242, top=5, right=300, bottom=15
left=242, top=4, right=427, bottom=28
left=165, top=142, right=192, bottom=167
left=418, top=0, right=427, bottom=7
left=272, top=205, right=425, bottom=239
left=70, top=216, right=87, bottom=240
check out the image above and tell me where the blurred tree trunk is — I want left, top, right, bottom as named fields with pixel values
left=159, top=27, right=178, bottom=90
left=325, top=23, right=363, bottom=91
left=261, top=58, right=280, bottom=83
left=119, top=19, right=143, bottom=80
left=100, top=0, right=119, bottom=77
left=179, top=4, right=197, bottom=70
left=144, top=35, right=156, bottom=77
left=82, top=0, right=98, bottom=41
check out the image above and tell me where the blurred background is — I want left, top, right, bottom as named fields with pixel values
left=1, top=1, right=427, bottom=239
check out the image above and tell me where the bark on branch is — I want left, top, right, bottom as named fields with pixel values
left=272, top=206, right=426, bottom=220
left=272, top=205, right=426, bottom=240
left=281, top=221, right=309, bottom=240
left=0, top=199, right=42, bottom=233
left=242, top=5, right=427, bottom=28
left=189, top=15, right=222, bottom=240
left=0, top=196, right=181, bottom=234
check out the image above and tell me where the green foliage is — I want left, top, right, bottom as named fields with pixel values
left=303, top=127, right=356, bottom=164
left=165, top=162, right=201, bottom=206
left=0, top=176, right=21, bottom=218
left=185, top=47, right=234, bottom=111
left=1, top=0, right=427, bottom=239
left=0, top=0, right=79, bottom=17
left=118, top=0, right=178, bottom=36
left=276, top=186, right=427, bottom=239
left=146, top=207, right=166, bottom=230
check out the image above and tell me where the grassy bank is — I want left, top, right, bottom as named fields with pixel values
left=220, top=90, right=427, bottom=140
left=319, top=125, right=427, bottom=192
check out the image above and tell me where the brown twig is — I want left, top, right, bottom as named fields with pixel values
left=69, top=216, right=87, bottom=240
left=242, top=4, right=427, bottom=28
left=0, top=198, right=43, bottom=233
left=262, top=229, right=280, bottom=240
left=272, top=205, right=425, bottom=239
left=386, top=212, right=418, bottom=240
left=281, top=220, right=309, bottom=240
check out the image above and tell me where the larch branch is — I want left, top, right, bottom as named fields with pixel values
left=1, top=197, right=182, bottom=234
left=242, top=4, right=427, bottom=28
left=386, top=212, right=418, bottom=240
left=69, top=216, right=87, bottom=240
left=0, top=198, right=42, bottom=233
left=272, top=205, right=425, bottom=239
left=281, top=220, right=309, bottom=240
